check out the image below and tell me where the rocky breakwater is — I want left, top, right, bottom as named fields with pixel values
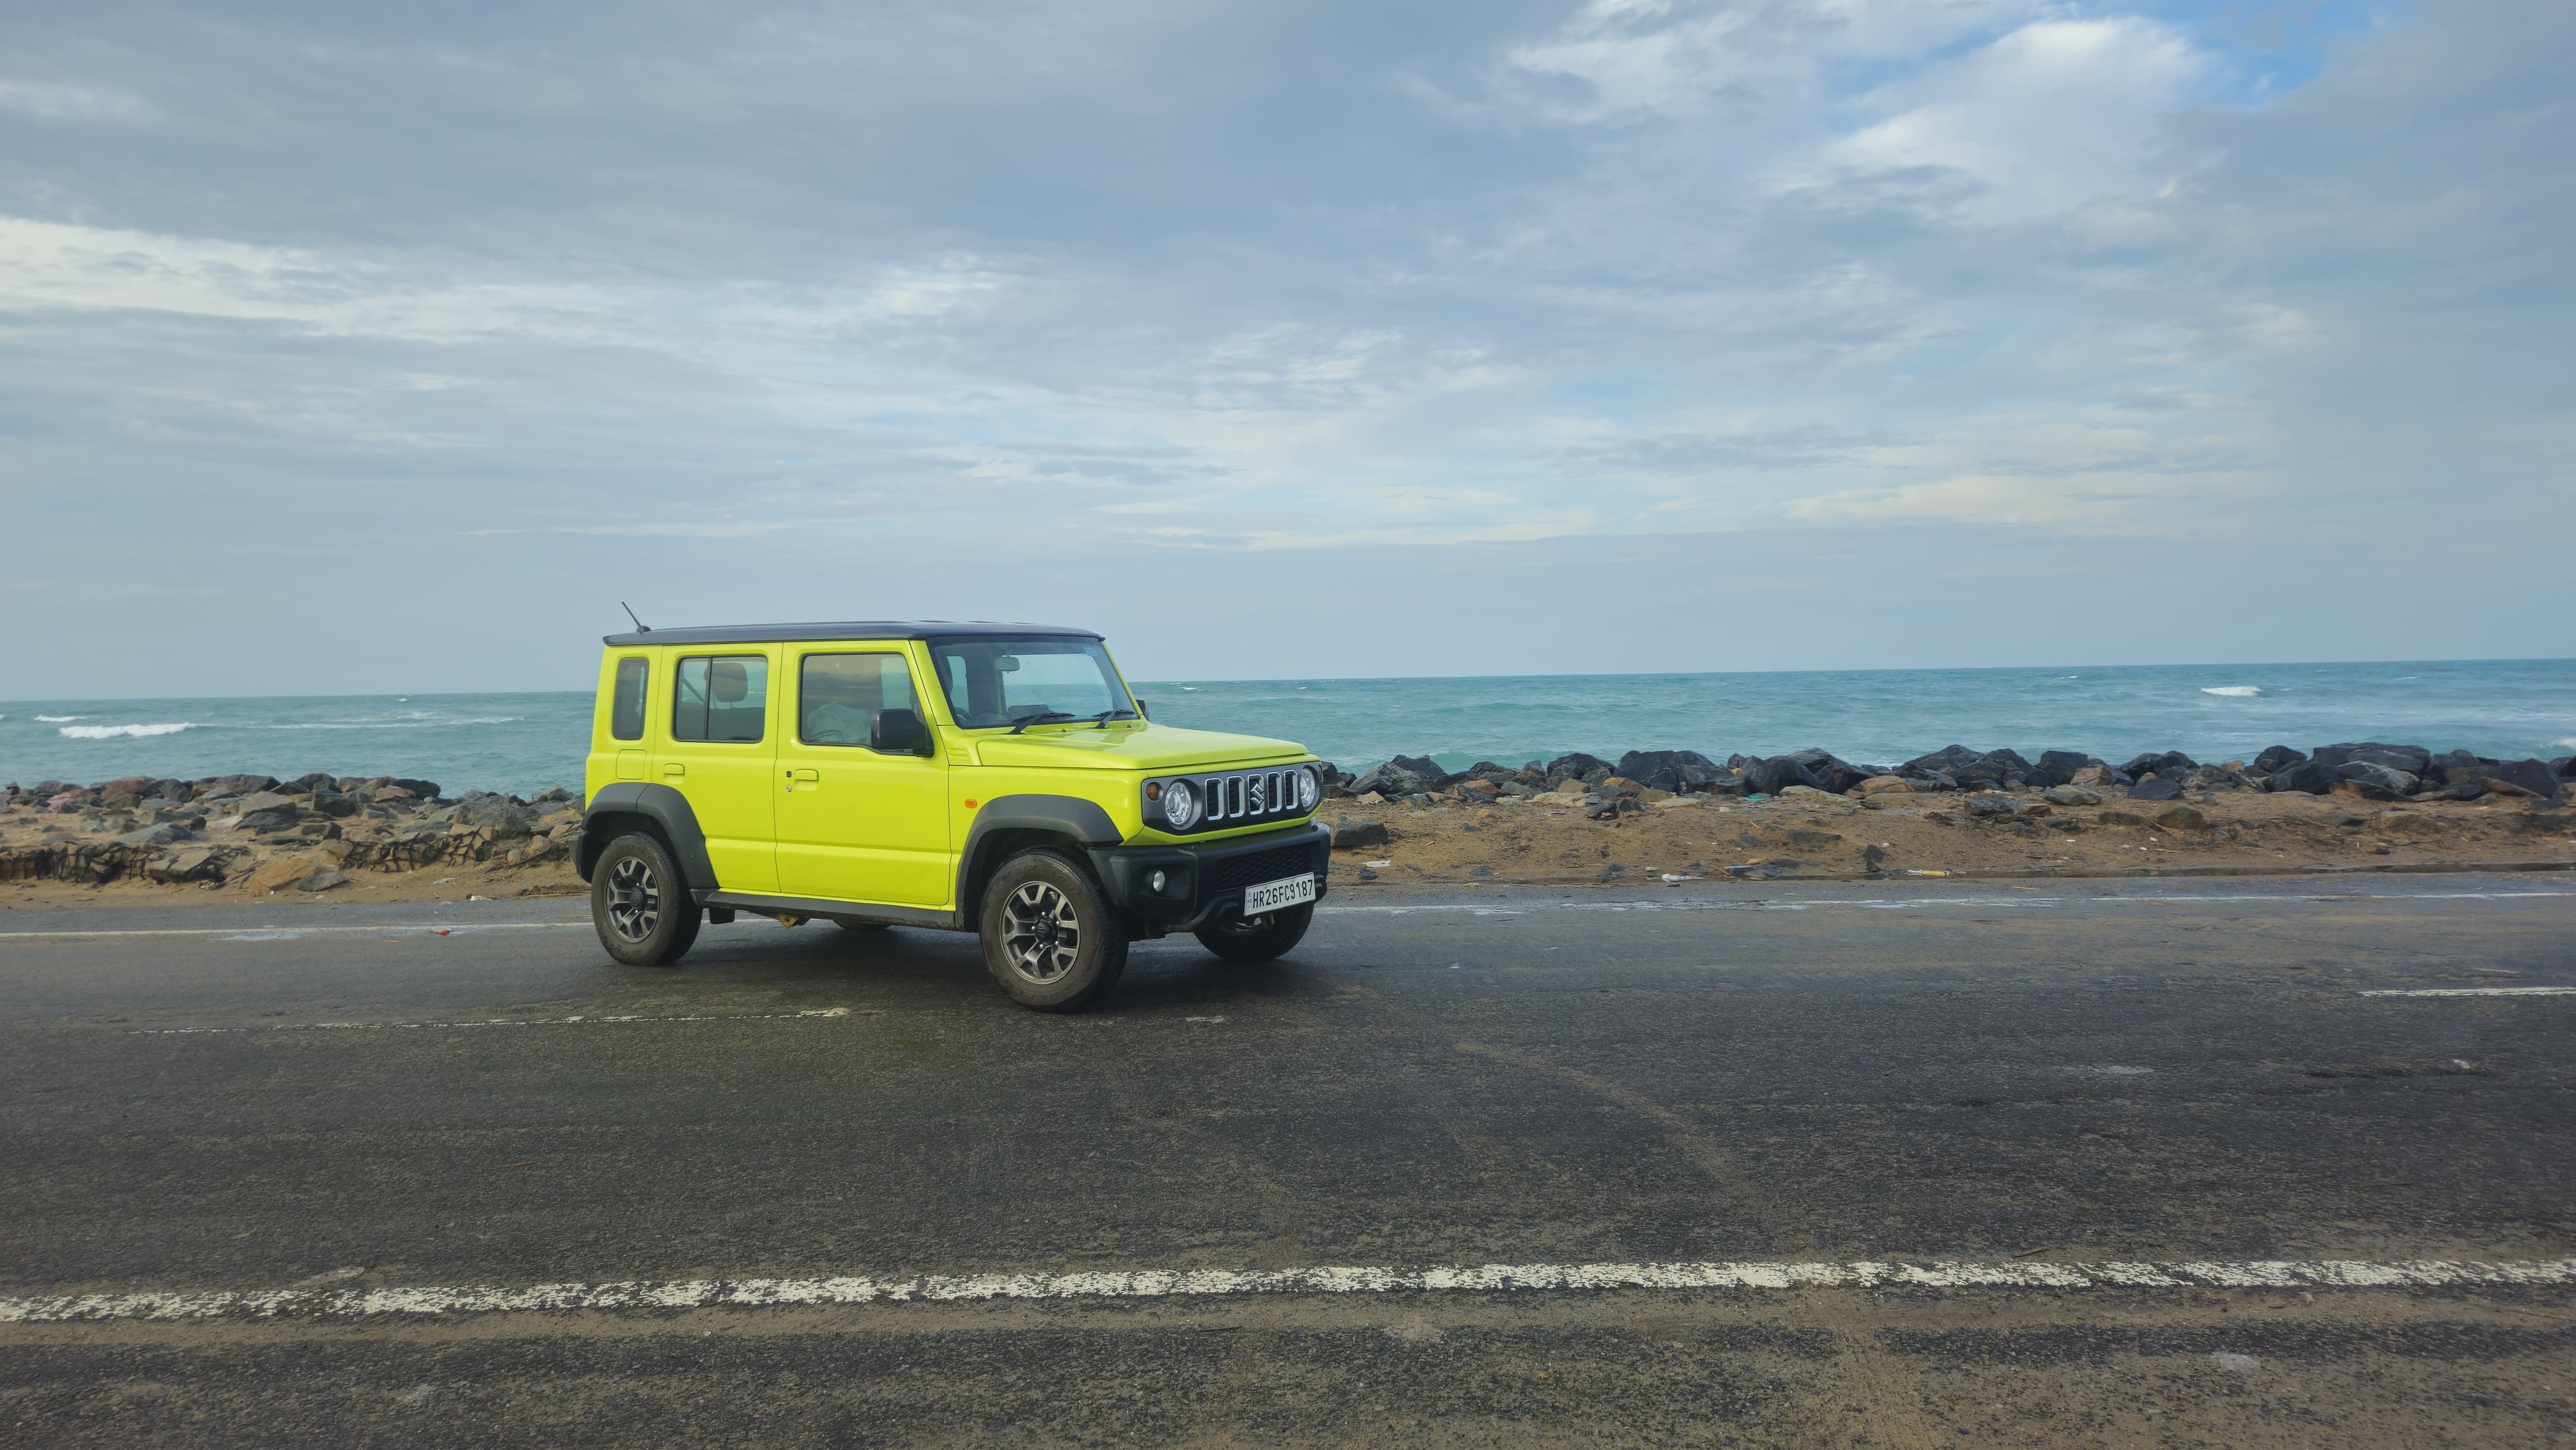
left=1317, top=741, right=2573, bottom=885
left=0, top=773, right=587, bottom=893
left=1331, top=740, right=2572, bottom=810
left=1322, top=742, right=2573, bottom=870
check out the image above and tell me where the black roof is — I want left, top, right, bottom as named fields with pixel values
left=602, top=621, right=1100, bottom=648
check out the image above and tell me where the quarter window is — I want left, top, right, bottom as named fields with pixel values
left=672, top=656, right=770, bottom=743
left=799, top=654, right=919, bottom=747
left=609, top=657, right=648, bottom=741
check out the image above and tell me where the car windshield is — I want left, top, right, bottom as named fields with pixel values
left=927, top=637, right=1135, bottom=730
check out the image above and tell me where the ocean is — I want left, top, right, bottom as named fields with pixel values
left=5, top=659, right=2570, bottom=800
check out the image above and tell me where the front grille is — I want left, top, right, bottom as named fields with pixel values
left=1205, top=844, right=1316, bottom=896
left=1161, top=765, right=1315, bottom=834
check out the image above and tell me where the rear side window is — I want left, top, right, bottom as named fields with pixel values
left=609, top=657, right=649, bottom=741
left=799, top=654, right=918, bottom=746
left=672, top=655, right=770, bottom=743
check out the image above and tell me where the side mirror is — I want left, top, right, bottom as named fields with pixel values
left=1131, top=697, right=1149, bottom=719
left=871, top=708, right=931, bottom=755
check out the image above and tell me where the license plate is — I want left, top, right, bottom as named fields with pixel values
left=1243, top=872, right=1318, bottom=913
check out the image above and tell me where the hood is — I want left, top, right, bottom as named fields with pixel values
left=968, top=722, right=1309, bottom=772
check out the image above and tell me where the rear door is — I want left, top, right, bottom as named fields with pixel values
left=774, top=647, right=951, bottom=907
left=657, top=649, right=780, bottom=894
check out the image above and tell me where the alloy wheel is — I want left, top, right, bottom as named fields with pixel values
left=606, top=855, right=662, bottom=942
left=1001, top=880, right=1081, bottom=984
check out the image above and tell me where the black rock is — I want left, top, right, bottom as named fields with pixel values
left=1952, top=748, right=2040, bottom=789
left=1741, top=755, right=1828, bottom=796
left=309, top=792, right=361, bottom=818
left=289, top=772, right=337, bottom=792
left=2346, top=743, right=2432, bottom=775
left=2183, top=764, right=2251, bottom=791
left=236, top=806, right=299, bottom=834
left=2266, top=760, right=2340, bottom=794
left=208, top=774, right=282, bottom=795
left=1386, top=753, right=1448, bottom=783
left=1963, top=793, right=2018, bottom=817
left=1617, top=750, right=1720, bottom=794
left=2127, top=779, right=2185, bottom=801
left=1350, top=758, right=1445, bottom=797
left=1782, top=748, right=1871, bottom=794
left=1545, top=752, right=1616, bottom=780
left=2554, top=756, right=2574, bottom=780
left=2253, top=745, right=2306, bottom=774
left=2337, top=761, right=2417, bottom=800
left=2119, top=751, right=2197, bottom=779
left=1331, top=820, right=1389, bottom=850
left=453, top=791, right=542, bottom=837
left=1900, top=745, right=1984, bottom=777
left=2036, top=750, right=2095, bottom=785
left=2478, top=758, right=2563, bottom=800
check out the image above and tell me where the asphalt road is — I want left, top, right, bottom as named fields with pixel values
left=3, top=874, right=2573, bottom=1446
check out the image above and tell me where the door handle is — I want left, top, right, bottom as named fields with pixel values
left=790, top=768, right=820, bottom=782
left=662, top=764, right=685, bottom=779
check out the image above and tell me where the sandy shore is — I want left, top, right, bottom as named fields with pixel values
left=3, top=782, right=2569, bottom=912
left=1322, top=783, right=2576, bottom=887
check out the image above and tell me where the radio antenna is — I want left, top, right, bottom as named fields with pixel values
left=621, top=602, right=651, bottom=633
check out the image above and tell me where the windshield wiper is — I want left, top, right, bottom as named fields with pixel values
left=1087, top=709, right=1138, bottom=728
left=1006, top=711, right=1079, bottom=734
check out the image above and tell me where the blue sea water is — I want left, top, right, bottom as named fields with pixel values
left=4, top=659, right=2570, bottom=798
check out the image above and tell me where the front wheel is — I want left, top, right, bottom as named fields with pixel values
left=1194, top=901, right=1313, bottom=963
left=978, top=850, right=1128, bottom=1012
left=590, top=832, right=701, bottom=967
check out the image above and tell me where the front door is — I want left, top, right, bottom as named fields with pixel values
left=659, top=649, right=780, bottom=894
left=775, top=649, right=951, bottom=907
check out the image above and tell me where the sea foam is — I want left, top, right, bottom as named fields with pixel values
left=35, top=714, right=81, bottom=722
left=2200, top=686, right=2261, bottom=697
left=59, top=722, right=196, bottom=740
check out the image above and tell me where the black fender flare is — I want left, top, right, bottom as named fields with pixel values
left=956, top=794, right=1121, bottom=916
left=580, top=782, right=718, bottom=892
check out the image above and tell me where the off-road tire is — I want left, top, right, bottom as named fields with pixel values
left=590, top=832, right=701, bottom=967
left=1193, top=901, right=1313, bottom=963
left=978, top=849, right=1128, bottom=1012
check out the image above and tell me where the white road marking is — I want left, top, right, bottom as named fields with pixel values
left=0, top=922, right=587, bottom=939
left=6, top=1257, right=2568, bottom=1323
left=2356, top=986, right=2576, bottom=998
left=134, top=1008, right=852, bottom=1035
left=1321, top=890, right=2575, bottom=917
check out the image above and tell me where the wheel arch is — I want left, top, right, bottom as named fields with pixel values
left=957, top=794, right=1120, bottom=918
left=579, top=782, right=717, bottom=893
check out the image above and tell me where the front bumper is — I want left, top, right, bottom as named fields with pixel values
left=1090, top=818, right=1330, bottom=932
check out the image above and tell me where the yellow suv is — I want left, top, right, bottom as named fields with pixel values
left=578, top=621, right=1328, bottom=1010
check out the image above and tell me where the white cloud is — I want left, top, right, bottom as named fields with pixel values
left=1798, top=18, right=2207, bottom=221
left=0, top=79, right=154, bottom=124
left=1505, top=0, right=2033, bottom=121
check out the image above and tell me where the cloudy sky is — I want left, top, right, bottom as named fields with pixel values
left=3, top=0, right=2568, bottom=695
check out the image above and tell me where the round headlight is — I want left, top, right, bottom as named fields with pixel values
left=1160, top=779, right=1198, bottom=829
left=1298, top=767, right=1320, bottom=809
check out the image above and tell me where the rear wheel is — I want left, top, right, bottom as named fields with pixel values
left=1194, top=902, right=1313, bottom=963
left=590, top=832, right=701, bottom=966
left=978, top=850, right=1128, bottom=1012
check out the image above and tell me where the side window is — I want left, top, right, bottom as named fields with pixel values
left=609, top=657, right=649, bottom=741
left=672, top=655, right=770, bottom=743
left=799, top=654, right=919, bottom=747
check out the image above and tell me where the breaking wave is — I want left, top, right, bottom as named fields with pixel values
left=35, top=714, right=82, bottom=722
left=59, top=722, right=198, bottom=740
left=2200, top=686, right=2262, bottom=698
